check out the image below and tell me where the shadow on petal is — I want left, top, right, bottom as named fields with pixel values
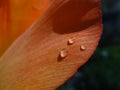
left=51, top=0, right=100, bottom=34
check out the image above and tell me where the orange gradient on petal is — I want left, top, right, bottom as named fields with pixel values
left=0, top=0, right=51, bottom=57
left=0, top=0, right=102, bottom=90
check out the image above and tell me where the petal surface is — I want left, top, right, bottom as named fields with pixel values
left=0, top=0, right=51, bottom=56
left=0, top=0, right=102, bottom=90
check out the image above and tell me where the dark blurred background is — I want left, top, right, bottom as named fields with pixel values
left=57, top=0, right=120, bottom=90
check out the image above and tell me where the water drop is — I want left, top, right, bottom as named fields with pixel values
left=68, top=38, right=75, bottom=45
left=80, top=45, right=86, bottom=51
left=60, top=49, right=68, bottom=58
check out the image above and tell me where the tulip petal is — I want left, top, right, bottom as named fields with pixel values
left=0, top=0, right=102, bottom=90
left=0, top=0, right=51, bottom=56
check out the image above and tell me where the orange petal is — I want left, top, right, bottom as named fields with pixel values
left=0, top=0, right=102, bottom=90
left=0, top=0, right=51, bottom=56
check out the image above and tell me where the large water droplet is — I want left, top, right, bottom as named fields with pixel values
left=60, top=49, right=68, bottom=58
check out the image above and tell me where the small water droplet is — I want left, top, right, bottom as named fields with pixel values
left=80, top=45, right=86, bottom=51
left=68, top=38, right=75, bottom=45
left=60, top=49, right=68, bottom=58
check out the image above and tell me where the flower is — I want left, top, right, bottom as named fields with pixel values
left=0, top=0, right=51, bottom=56
left=0, top=0, right=102, bottom=90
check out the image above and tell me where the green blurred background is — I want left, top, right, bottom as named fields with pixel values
left=57, top=0, right=120, bottom=90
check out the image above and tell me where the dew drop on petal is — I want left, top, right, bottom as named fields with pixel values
left=60, top=49, right=68, bottom=58
left=80, top=45, right=86, bottom=51
left=68, top=38, right=75, bottom=45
